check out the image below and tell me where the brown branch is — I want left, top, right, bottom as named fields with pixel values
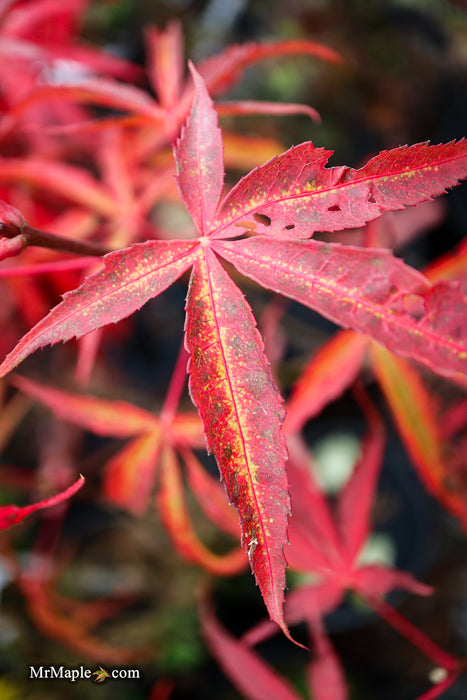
left=0, top=222, right=112, bottom=257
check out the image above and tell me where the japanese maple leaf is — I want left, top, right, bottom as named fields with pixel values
left=92, top=666, right=109, bottom=683
left=11, top=374, right=245, bottom=576
left=1, top=65, right=467, bottom=636
left=197, top=393, right=444, bottom=700
left=218, top=396, right=433, bottom=699
left=200, top=578, right=459, bottom=700
left=282, top=416, right=431, bottom=621
left=8, top=20, right=339, bottom=145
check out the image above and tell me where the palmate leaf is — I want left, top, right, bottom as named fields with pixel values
left=236, top=402, right=431, bottom=700
left=9, top=26, right=337, bottom=145
left=2, top=66, right=467, bottom=642
left=10, top=375, right=206, bottom=514
left=241, top=420, right=431, bottom=653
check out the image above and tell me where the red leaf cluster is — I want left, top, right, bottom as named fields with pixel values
left=0, top=3, right=466, bottom=697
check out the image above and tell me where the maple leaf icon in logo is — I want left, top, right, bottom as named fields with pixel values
left=92, top=666, right=109, bottom=682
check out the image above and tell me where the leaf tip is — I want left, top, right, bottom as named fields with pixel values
left=187, top=60, right=216, bottom=110
left=279, top=619, right=309, bottom=651
left=187, top=59, right=202, bottom=87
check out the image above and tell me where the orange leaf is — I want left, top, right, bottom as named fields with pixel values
left=284, top=330, right=369, bottom=434
left=104, top=433, right=162, bottom=514
left=370, top=343, right=467, bottom=529
left=157, top=446, right=247, bottom=576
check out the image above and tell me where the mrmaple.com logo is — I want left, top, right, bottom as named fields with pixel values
left=29, top=665, right=140, bottom=682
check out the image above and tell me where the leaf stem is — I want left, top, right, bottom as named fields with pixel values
left=23, top=225, right=112, bottom=256
left=1, top=221, right=111, bottom=257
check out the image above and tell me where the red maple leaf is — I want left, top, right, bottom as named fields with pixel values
left=198, top=391, right=463, bottom=700
left=8, top=20, right=339, bottom=140
left=1, top=65, right=467, bottom=639
left=11, top=373, right=246, bottom=576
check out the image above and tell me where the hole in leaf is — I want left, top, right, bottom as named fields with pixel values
left=235, top=220, right=257, bottom=232
left=327, top=204, right=341, bottom=212
left=253, top=213, right=271, bottom=226
left=285, top=224, right=295, bottom=230
left=368, top=194, right=376, bottom=204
